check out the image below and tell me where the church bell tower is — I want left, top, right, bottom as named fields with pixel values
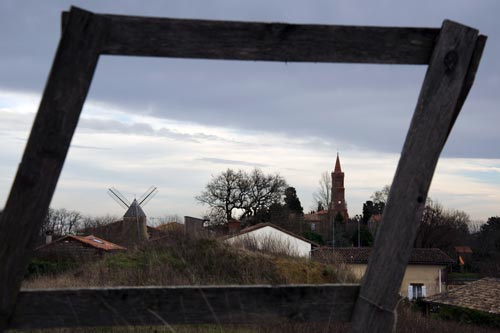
left=330, top=153, right=349, bottom=221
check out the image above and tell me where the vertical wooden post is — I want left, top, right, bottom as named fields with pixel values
left=351, top=20, right=479, bottom=333
left=0, top=8, right=104, bottom=331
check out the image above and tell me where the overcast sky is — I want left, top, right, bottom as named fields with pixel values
left=1, top=0, right=499, bottom=222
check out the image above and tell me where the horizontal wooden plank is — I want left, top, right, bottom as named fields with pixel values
left=63, top=10, right=439, bottom=64
left=9, top=284, right=359, bottom=329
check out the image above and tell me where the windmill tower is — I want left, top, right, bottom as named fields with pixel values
left=108, top=186, right=158, bottom=246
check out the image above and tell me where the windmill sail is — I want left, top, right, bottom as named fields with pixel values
left=108, top=187, right=131, bottom=209
left=138, top=186, right=158, bottom=207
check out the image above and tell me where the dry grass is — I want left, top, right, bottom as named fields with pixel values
left=23, top=229, right=355, bottom=289
left=228, top=234, right=302, bottom=257
left=20, top=231, right=497, bottom=332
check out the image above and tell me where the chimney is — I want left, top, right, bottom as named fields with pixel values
left=227, top=220, right=241, bottom=235
left=45, top=230, right=53, bottom=244
left=184, top=216, right=206, bottom=238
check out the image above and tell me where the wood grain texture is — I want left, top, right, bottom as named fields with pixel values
left=3, top=6, right=486, bottom=331
left=62, top=11, right=439, bottom=64
left=445, top=34, right=487, bottom=140
left=8, top=284, right=359, bottom=329
left=0, top=8, right=106, bottom=332
left=351, top=20, right=480, bottom=333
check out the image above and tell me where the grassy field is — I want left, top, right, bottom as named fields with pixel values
left=24, top=230, right=355, bottom=288
left=20, top=231, right=499, bottom=332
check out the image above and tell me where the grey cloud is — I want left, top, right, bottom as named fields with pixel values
left=79, top=117, right=228, bottom=143
left=197, top=157, right=269, bottom=167
left=71, top=144, right=110, bottom=151
left=78, top=118, right=155, bottom=136
left=1, top=1, right=499, bottom=158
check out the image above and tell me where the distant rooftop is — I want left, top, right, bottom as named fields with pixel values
left=35, top=235, right=126, bottom=251
left=425, top=278, right=500, bottom=315
left=313, top=247, right=453, bottom=265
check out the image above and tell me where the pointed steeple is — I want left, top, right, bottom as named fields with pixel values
left=334, top=153, right=342, bottom=173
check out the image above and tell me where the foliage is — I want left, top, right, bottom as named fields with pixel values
left=351, top=226, right=374, bottom=247
left=475, top=216, right=500, bottom=254
left=332, top=213, right=350, bottom=247
left=312, top=171, right=331, bottom=211
left=430, top=304, right=500, bottom=328
left=302, top=231, right=324, bottom=245
left=196, top=168, right=287, bottom=223
left=26, top=258, right=79, bottom=278
left=362, top=200, right=385, bottom=224
left=472, top=216, right=500, bottom=277
left=284, top=187, right=303, bottom=215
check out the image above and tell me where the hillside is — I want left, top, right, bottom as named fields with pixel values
left=23, top=230, right=356, bottom=289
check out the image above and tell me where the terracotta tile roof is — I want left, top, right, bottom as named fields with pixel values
left=425, top=278, right=500, bottom=315
left=224, top=223, right=319, bottom=247
left=304, top=210, right=329, bottom=222
left=313, top=247, right=453, bottom=265
left=36, top=235, right=126, bottom=251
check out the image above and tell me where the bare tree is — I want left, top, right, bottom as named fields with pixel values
left=312, top=171, right=331, bottom=211
left=80, top=214, right=119, bottom=229
left=371, top=184, right=391, bottom=204
left=414, top=199, right=471, bottom=253
left=241, top=168, right=288, bottom=219
left=42, top=208, right=83, bottom=236
left=196, top=169, right=246, bottom=222
left=196, top=168, right=287, bottom=223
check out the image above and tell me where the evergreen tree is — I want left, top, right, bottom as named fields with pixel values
left=284, top=187, right=303, bottom=215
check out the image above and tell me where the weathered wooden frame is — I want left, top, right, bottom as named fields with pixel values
left=0, top=7, right=486, bottom=333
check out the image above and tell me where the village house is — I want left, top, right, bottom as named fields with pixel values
left=35, top=235, right=126, bottom=260
left=223, top=222, right=319, bottom=258
left=313, top=247, right=453, bottom=298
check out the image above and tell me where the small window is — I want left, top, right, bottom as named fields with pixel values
left=408, top=283, right=426, bottom=300
left=91, top=238, right=104, bottom=244
left=311, top=223, right=316, bottom=231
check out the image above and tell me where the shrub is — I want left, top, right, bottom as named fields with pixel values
left=26, top=258, right=79, bottom=278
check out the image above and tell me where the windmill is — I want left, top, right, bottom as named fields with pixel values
left=107, top=186, right=158, bottom=245
left=107, top=186, right=158, bottom=211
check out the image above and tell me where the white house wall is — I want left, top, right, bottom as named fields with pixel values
left=225, top=226, right=312, bottom=258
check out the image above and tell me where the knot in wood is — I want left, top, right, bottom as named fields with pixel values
left=444, top=50, right=458, bottom=73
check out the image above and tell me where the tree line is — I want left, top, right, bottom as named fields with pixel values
left=197, top=170, right=500, bottom=277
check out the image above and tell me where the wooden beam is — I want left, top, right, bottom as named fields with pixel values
left=0, top=8, right=106, bottom=332
left=8, top=284, right=359, bottom=329
left=62, top=11, right=439, bottom=64
left=351, top=20, right=479, bottom=333
left=445, top=34, right=487, bottom=140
